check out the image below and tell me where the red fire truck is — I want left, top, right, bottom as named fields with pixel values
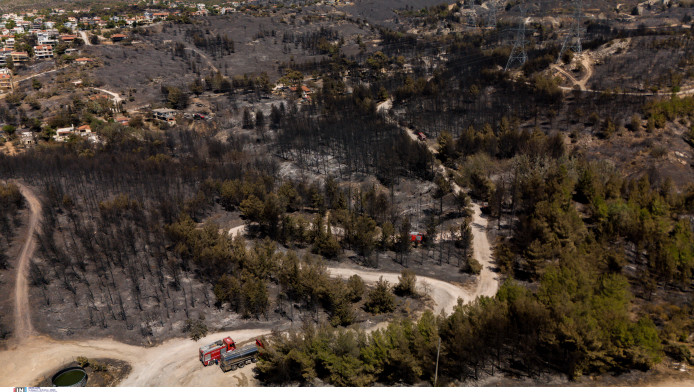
left=199, top=336, right=236, bottom=366
left=409, top=232, right=425, bottom=245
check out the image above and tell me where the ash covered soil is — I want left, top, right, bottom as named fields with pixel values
left=86, top=14, right=374, bottom=109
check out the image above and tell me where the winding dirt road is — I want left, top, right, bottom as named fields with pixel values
left=551, top=56, right=593, bottom=91
left=184, top=46, right=219, bottom=74
left=552, top=54, right=694, bottom=97
left=329, top=267, right=465, bottom=315
left=2, top=168, right=497, bottom=386
left=13, top=183, right=41, bottom=342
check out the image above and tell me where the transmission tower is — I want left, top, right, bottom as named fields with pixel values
left=557, top=0, right=584, bottom=62
left=505, top=5, right=528, bottom=71
left=486, top=3, right=498, bottom=28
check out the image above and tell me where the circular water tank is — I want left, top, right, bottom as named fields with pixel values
left=51, top=366, right=88, bottom=387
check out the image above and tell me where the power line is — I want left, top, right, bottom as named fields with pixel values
left=486, top=4, right=498, bottom=28
left=505, top=3, right=528, bottom=71
left=557, top=0, right=584, bottom=62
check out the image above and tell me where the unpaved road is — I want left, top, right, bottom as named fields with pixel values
left=551, top=55, right=593, bottom=92
left=13, top=183, right=41, bottom=341
left=79, top=30, right=92, bottom=46
left=92, top=87, right=123, bottom=104
left=469, top=203, right=497, bottom=298
left=553, top=53, right=694, bottom=97
left=0, top=331, right=265, bottom=387
left=329, top=267, right=466, bottom=315
left=1, top=259, right=493, bottom=387
left=184, top=47, right=219, bottom=73
left=3, top=169, right=497, bottom=386
left=383, top=107, right=499, bottom=304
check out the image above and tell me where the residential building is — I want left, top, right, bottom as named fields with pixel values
left=0, top=48, right=12, bottom=65
left=60, top=34, right=77, bottom=42
left=54, top=125, right=74, bottom=141
left=34, top=45, right=53, bottom=59
left=0, top=73, right=12, bottom=90
left=76, top=124, right=91, bottom=134
left=10, top=51, right=28, bottom=63
left=19, top=131, right=34, bottom=145
left=37, top=35, right=57, bottom=46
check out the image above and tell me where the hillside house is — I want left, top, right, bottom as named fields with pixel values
left=60, top=34, right=77, bottom=42
left=54, top=124, right=92, bottom=142
left=0, top=48, right=11, bottom=65
left=33, top=45, right=53, bottom=59
left=0, top=73, right=12, bottom=90
left=37, top=34, right=57, bottom=46
left=10, top=51, right=28, bottom=63
left=19, top=131, right=34, bottom=145
left=54, top=125, right=75, bottom=141
left=75, top=57, right=93, bottom=65
left=111, top=33, right=127, bottom=42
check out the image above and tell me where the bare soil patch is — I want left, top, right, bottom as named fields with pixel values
left=34, top=357, right=131, bottom=387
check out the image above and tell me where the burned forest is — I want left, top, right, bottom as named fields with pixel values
left=0, top=0, right=694, bottom=388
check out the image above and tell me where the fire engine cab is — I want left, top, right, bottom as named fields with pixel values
left=199, top=336, right=236, bottom=366
left=409, top=232, right=425, bottom=245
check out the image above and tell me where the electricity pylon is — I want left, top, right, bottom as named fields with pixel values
left=505, top=4, right=528, bottom=71
left=557, top=0, right=584, bottom=62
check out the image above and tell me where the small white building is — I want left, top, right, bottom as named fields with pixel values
left=54, top=125, right=75, bottom=142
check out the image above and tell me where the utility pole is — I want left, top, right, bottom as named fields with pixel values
left=557, top=0, right=584, bottom=62
left=505, top=4, right=528, bottom=71
left=434, top=337, right=441, bottom=386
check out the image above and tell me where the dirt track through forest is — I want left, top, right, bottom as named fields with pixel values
left=3, top=155, right=498, bottom=387
left=13, top=183, right=41, bottom=341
